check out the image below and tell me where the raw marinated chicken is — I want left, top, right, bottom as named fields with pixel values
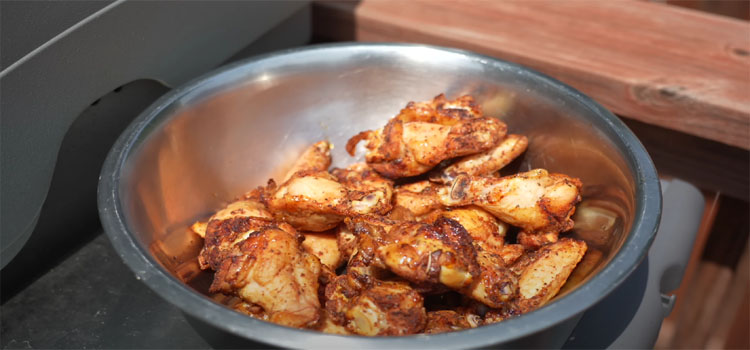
left=346, top=95, right=507, bottom=178
left=198, top=199, right=322, bottom=328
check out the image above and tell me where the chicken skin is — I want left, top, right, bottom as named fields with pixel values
left=267, top=170, right=349, bottom=232
left=346, top=95, right=507, bottom=179
left=389, top=180, right=445, bottom=221
left=394, top=93, right=483, bottom=124
left=511, top=238, right=587, bottom=312
left=331, top=163, right=394, bottom=216
left=425, top=206, right=522, bottom=308
left=440, top=169, right=582, bottom=248
left=346, top=216, right=481, bottom=291
left=268, top=164, right=393, bottom=232
left=198, top=199, right=322, bottom=328
left=301, top=231, right=345, bottom=270
left=430, top=134, right=528, bottom=184
left=325, top=273, right=427, bottom=336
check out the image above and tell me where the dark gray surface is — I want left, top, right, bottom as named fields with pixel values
left=0, top=1, right=112, bottom=70
left=1, top=233, right=211, bottom=350
left=1, top=79, right=170, bottom=301
left=0, top=0, right=310, bottom=268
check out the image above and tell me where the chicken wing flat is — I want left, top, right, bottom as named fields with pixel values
left=346, top=95, right=507, bottom=179
left=430, top=134, right=528, bottom=184
left=511, top=238, right=587, bottom=312
left=267, top=170, right=349, bottom=232
left=325, top=274, right=427, bottom=336
left=441, top=169, right=582, bottom=239
left=198, top=199, right=322, bottom=328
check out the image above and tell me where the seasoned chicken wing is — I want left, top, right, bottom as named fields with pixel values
left=348, top=216, right=480, bottom=291
left=389, top=180, right=445, bottom=221
left=425, top=206, right=520, bottom=308
left=198, top=199, right=322, bottom=328
left=430, top=134, right=528, bottom=184
left=346, top=95, right=507, bottom=178
left=331, top=163, right=393, bottom=216
left=511, top=238, right=587, bottom=312
left=325, top=274, right=427, bottom=336
left=424, top=310, right=482, bottom=334
left=302, top=231, right=344, bottom=270
left=427, top=206, right=507, bottom=252
left=268, top=164, right=394, bottom=232
left=395, top=94, right=483, bottom=124
left=267, top=170, right=348, bottom=232
left=440, top=169, right=582, bottom=247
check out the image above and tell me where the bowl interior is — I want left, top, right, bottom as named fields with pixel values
left=111, top=45, right=651, bottom=344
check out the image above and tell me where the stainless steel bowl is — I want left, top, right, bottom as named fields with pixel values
left=98, top=43, right=661, bottom=348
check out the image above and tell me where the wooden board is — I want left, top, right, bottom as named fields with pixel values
left=314, top=0, right=750, bottom=149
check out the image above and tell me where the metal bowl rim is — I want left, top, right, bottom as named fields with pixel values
left=98, top=42, right=661, bottom=349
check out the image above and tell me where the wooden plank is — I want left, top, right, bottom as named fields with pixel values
left=670, top=261, right=733, bottom=348
left=663, top=192, right=720, bottom=322
left=705, top=244, right=749, bottom=349
left=654, top=190, right=720, bottom=349
left=314, top=0, right=750, bottom=149
left=667, top=0, right=750, bottom=21
left=723, top=287, right=749, bottom=349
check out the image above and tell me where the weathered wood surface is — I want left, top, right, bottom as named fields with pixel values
left=314, top=0, right=750, bottom=149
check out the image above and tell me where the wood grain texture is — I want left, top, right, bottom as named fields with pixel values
left=314, top=0, right=750, bottom=149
